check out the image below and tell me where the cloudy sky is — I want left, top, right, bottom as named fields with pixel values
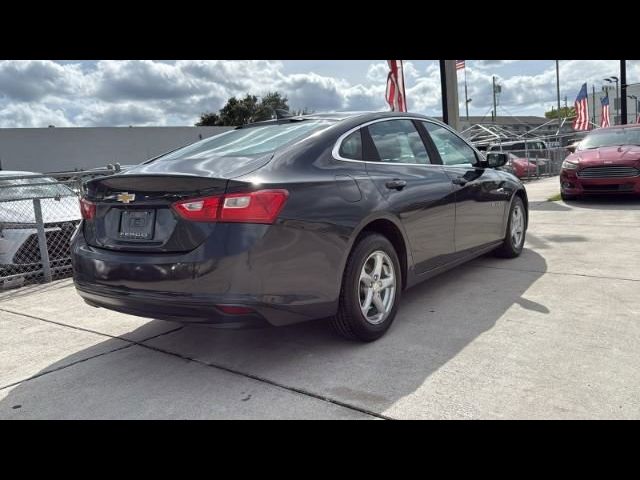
left=0, top=60, right=638, bottom=128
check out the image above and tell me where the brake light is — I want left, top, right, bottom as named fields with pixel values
left=172, top=195, right=222, bottom=222
left=172, top=189, right=288, bottom=224
left=216, top=305, right=255, bottom=315
left=80, top=197, right=96, bottom=220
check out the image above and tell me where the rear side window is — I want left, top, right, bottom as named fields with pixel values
left=339, top=130, right=362, bottom=160
left=367, top=120, right=431, bottom=165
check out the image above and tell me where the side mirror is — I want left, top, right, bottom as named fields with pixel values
left=566, top=143, right=577, bottom=154
left=481, top=152, right=508, bottom=168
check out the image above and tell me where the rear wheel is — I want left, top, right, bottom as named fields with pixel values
left=331, top=233, right=401, bottom=342
left=494, top=196, right=527, bottom=258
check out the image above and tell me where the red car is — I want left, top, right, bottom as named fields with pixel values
left=560, top=125, right=640, bottom=200
left=508, top=153, right=538, bottom=178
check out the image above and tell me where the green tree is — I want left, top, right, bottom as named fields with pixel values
left=545, top=106, right=576, bottom=119
left=195, top=92, right=290, bottom=126
left=195, top=112, right=221, bottom=126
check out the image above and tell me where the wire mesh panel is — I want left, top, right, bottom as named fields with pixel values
left=0, top=167, right=119, bottom=290
left=474, top=133, right=571, bottom=181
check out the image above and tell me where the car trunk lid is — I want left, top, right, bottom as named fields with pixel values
left=83, top=174, right=228, bottom=253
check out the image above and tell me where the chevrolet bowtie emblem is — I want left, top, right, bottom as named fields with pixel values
left=116, top=192, right=136, bottom=203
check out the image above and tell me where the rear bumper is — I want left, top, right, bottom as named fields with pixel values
left=71, top=223, right=341, bottom=327
left=560, top=171, right=640, bottom=195
left=75, top=281, right=272, bottom=327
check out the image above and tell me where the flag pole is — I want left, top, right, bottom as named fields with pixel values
left=400, top=60, right=407, bottom=112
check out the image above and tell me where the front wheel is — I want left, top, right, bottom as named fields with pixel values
left=331, top=233, right=401, bottom=342
left=494, top=196, right=527, bottom=258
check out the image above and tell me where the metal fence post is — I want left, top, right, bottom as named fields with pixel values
left=33, top=197, right=52, bottom=283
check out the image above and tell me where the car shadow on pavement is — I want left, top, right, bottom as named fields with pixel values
left=0, top=249, right=548, bottom=419
left=564, top=194, right=640, bottom=210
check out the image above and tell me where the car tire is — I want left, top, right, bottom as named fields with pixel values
left=494, top=196, right=527, bottom=258
left=331, top=233, right=402, bottom=342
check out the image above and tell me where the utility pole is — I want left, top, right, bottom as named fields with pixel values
left=555, top=61, right=562, bottom=133
left=464, top=66, right=469, bottom=121
left=621, top=60, right=628, bottom=125
left=492, top=76, right=497, bottom=123
left=439, top=60, right=460, bottom=130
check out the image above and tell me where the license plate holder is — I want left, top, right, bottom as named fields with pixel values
left=119, top=210, right=155, bottom=240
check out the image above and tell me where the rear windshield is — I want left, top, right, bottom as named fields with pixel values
left=154, top=120, right=334, bottom=162
left=0, top=177, right=75, bottom=201
left=579, top=128, right=640, bottom=149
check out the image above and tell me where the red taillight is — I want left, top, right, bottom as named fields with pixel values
left=216, top=305, right=255, bottom=315
left=80, top=197, right=96, bottom=220
left=172, top=189, right=288, bottom=224
left=172, top=195, right=222, bottom=222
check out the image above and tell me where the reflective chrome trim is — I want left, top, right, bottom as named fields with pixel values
left=331, top=115, right=483, bottom=167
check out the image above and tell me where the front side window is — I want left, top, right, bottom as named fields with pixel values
left=422, top=122, right=478, bottom=166
left=339, top=130, right=362, bottom=160
left=367, top=120, right=431, bottom=165
left=154, top=120, right=334, bottom=162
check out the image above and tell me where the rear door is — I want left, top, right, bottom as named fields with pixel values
left=421, top=121, right=509, bottom=252
left=361, top=119, right=456, bottom=273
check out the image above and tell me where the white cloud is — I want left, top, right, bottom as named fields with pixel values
left=0, top=60, right=636, bottom=127
left=0, top=103, right=73, bottom=128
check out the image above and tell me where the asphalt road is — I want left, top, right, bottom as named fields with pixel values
left=1, top=176, right=639, bottom=419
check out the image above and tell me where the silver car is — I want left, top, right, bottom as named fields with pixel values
left=0, top=171, right=81, bottom=286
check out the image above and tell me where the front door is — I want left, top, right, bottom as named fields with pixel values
left=421, top=121, right=509, bottom=253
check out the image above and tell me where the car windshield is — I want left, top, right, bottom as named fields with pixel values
left=0, top=176, right=75, bottom=201
left=578, top=128, right=640, bottom=149
left=154, top=120, right=335, bottom=162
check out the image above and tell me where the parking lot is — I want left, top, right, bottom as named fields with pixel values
left=1, top=175, right=639, bottom=419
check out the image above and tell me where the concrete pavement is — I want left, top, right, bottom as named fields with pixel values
left=1, top=176, right=639, bottom=419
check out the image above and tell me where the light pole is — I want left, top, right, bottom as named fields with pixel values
left=465, top=98, right=472, bottom=121
left=605, top=77, right=619, bottom=124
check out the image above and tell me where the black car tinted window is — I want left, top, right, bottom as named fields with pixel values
left=155, top=120, right=334, bottom=161
left=367, top=120, right=431, bottom=165
left=339, top=130, right=363, bottom=160
left=422, top=122, right=477, bottom=166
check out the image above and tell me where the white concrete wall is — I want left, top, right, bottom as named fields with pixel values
left=0, top=126, right=232, bottom=173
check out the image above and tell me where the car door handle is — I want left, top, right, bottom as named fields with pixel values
left=385, top=179, right=407, bottom=190
left=452, top=177, right=468, bottom=186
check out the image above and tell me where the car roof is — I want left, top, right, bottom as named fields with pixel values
left=238, top=111, right=437, bottom=129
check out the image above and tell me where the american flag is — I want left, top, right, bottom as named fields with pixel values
left=572, top=83, right=590, bottom=131
left=456, top=60, right=465, bottom=70
left=600, top=96, right=610, bottom=128
left=385, top=60, right=407, bottom=112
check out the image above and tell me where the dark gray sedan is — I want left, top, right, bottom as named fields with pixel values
left=72, top=112, right=528, bottom=341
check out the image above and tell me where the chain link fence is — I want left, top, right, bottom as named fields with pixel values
left=479, top=135, right=571, bottom=182
left=0, top=166, right=121, bottom=290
